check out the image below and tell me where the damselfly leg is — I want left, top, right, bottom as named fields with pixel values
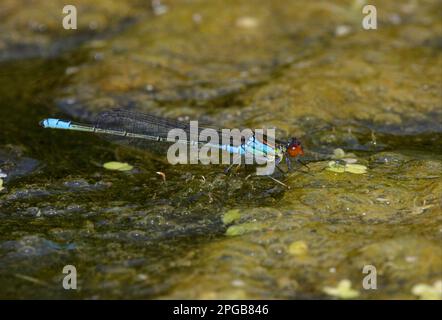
left=224, top=154, right=242, bottom=174
left=297, top=159, right=310, bottom=170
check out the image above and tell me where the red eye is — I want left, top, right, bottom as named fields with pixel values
left=288, top=145, right=304, bottom=157
left=287, top=138, right=304, bottom=157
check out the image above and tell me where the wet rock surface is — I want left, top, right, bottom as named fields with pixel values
left=0, top=0, right=150, bottom=61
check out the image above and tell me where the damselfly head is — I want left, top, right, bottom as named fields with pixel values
left=287, top=137, right=304, bottom=157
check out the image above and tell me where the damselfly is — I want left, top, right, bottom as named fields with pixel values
left=40, top=109, right=306, bottom=184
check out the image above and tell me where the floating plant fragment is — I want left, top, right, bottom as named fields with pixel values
left=156, top=171, right=166, bottom=182
left=0, top=169, right=6, bottom=191
left=225, top=222, right=264, bottom=236
left=222, top=209, right=241, bottom=225
left=288, top=240, right=308, bottom=256
left=326, top=161, right=367, bottom=174
left=332, top=148, right=357, bottom=160
left=411, top=281, right=442, bottom=300
left=332, top=148, right=346, bottom=159
left=103, top=161, right=133, bottom=171
left=323, top=280, right=360, bottom=299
